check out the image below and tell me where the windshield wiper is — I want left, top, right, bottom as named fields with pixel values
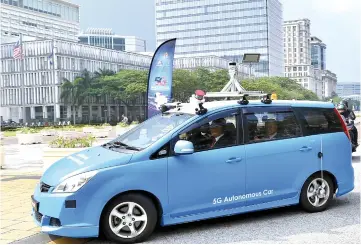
left=106, top=141, right=141, bottom=151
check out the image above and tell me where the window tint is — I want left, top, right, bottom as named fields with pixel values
left=176, top=114, right=237, bottom=152
left=295, top=108, right=343, bottom=135
left=244, top=109, right=302, bottom=143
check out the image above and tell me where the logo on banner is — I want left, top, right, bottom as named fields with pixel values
left=164, top=52, right=169, bottom=58
left=155, top=76, right=167, bottom=86
left=156, top=60, right=163, bottom=66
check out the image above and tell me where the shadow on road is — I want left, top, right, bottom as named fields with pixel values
left=92, top=192, right=359, bottom=244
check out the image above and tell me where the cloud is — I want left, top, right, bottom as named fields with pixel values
left=311, top=0, right=361, bottom=13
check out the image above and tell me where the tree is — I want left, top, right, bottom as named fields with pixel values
left=75, top=69, right=95, bottom=124
left=60, top=78, right=80, bottom=124
left=93, top=69, right=116, bottom=123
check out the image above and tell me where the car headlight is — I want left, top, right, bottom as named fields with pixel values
left=53, top=170, right=98, bottom=193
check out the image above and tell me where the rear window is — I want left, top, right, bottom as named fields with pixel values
left=294, top=107, right=343, bottom=136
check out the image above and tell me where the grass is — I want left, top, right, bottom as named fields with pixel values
left=3, top=131, right=17, bottom=137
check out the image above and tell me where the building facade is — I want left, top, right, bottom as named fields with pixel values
left=321, top=70, right=337, bottom=98
left=155, top=0, right=284, bottom=77
left=0, top=40, right=253, bottom=123
left=311, top=36, right=326, bottom=70
left=336, top=82, right=360, bottom=97
left=78, top=28, right=147, bottom=52
left=0, top=0, right=80, bottom=43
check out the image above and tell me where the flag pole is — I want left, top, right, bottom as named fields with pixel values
left=20, top=33, right=26, bottom=125
left=51, top=39, right=56, bottom=123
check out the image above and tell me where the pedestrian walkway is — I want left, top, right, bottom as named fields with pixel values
left=0, top=170, right=42, bottom=244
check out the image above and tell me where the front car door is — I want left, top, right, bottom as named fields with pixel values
left=167, top=108, right=246, bottom=222
left=242, top=106, right=320, bottom=206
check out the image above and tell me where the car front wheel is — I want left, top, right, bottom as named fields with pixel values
left=102, top=193, right=158, bottom=244
left=300, top=173, right=334, bottom=212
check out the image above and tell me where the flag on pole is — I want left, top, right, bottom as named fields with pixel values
left=48, top=49, right=54, bottom=66
left=13, top=40, right=23, bottom=59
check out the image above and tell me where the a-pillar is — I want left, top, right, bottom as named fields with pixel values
left=43, top=106, right=48, bottom=121
left=30, top=107, right=36, bottom=121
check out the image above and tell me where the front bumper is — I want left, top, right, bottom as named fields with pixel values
left=31, top=183, right=100, bottom=238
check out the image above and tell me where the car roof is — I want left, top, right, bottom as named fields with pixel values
left=168, top=100, right=335, bottom=115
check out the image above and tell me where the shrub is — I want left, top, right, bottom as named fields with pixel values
left=17, top=127, right=40, bottom=134
left=49, top=135, right=95, bottom=148
left=117, top=122, right=128, bottom=127
left=131, top=121, right=139, bottom=125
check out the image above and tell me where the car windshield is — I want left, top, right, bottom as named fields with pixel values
left=109, top=112, right=194, bottom=150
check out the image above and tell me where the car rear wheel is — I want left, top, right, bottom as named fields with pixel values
left=300, top=173, right=334, bottom=212
left=102, top=193, right=158, bottom=244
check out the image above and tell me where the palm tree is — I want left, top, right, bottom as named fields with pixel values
left=60, top=78, right=79, bottom=125
left=75, top=69, right=95, bottom=124
left=93, top=68, right=116, bottom=123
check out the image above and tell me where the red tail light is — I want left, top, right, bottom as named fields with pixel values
left=334, top=108, right=351, bottom=140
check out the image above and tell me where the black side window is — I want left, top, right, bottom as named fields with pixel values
left=244, top=108, right=302, bottom=143
left=150, top=143, right=170, bottom=160
left=173, top=112, right=238, bottom=153
left=294, top=107, right=343, bottom=136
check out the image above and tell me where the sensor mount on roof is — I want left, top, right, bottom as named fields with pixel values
left=195, top=103, right=207, bottom=115
left=261, top=94, right=272, bottom=104
left=237, top=94, right=249, bottom=105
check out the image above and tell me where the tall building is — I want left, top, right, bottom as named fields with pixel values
left=311, top=36, right=326, bottom=70
left=336, top=82, right=360, bottom=97
left=0, top=40, right=253, bottom=123
left=78, top=28, right=147, bottom=52
left=283, top=19, right=321, bottom=94
left=155, top=0, right=284, bottom=77
left=0, top=0, right=80, bottom=43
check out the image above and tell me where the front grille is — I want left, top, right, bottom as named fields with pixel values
left=40, top=182, right=51, bottom=192
left=34, top=210, right=43, bottom=223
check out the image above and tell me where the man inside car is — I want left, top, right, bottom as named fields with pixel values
left=209, top=118, right=234, bottom=149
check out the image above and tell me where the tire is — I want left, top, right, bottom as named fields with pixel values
left=101, top=193, right=158, bottom=244
left=300, top=173, right=334, bottom=213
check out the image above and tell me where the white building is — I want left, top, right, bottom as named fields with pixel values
left=0, top=0, right=80, bottom=43
left=0, top=39, right=254, bottom=123
left=78, top=28, right=146, bottom=52
left=283, top=19, right=323, bottom=98
left=321, top=70, right=337, bottom=98
left=155, top=0, right=284, bottom=77
left=336, top=82, right=360, bottom=97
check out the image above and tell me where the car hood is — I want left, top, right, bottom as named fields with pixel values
left=41, top=146, right=133, bottom=186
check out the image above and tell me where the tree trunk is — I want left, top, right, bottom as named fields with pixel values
left=73, top=105, right=76, bottom=125
left=88, top=94, right=91, bottom=125
left=104, top=94, right=107, bottom=124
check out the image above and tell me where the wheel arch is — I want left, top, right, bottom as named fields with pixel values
left=99, top=189, right=164, bottom=234
left=302, top=170, right=338, bottom=194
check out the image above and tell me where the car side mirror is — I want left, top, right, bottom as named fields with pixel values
left=174, top=140, right=194, bottom=155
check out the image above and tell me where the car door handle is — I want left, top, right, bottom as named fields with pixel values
left=226, top=157, right=242, bottom=163
left=299, top=146, right=312, bottom=152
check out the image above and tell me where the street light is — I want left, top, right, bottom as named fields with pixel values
left=242, top=53, right=260, bottom=78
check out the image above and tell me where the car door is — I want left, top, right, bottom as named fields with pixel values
left=243, top=106, right=321, bottom=206
left=167, top=108, right=247, bottom=219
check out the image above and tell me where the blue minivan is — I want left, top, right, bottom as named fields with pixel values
left=31, top=99, right=355, bottom=243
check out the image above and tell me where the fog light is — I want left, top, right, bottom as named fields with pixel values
left=50, top=217, right=61, bottom=227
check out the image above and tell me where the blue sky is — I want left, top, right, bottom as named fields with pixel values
left=70, top=0, right=360, bottom=83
